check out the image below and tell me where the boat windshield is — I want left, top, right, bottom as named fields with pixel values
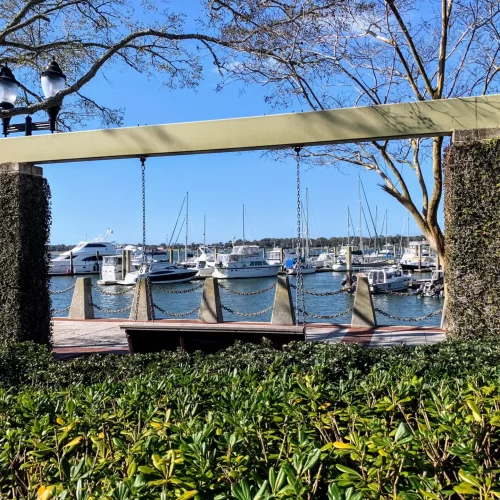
left=232, top=245, right=260, bottom=256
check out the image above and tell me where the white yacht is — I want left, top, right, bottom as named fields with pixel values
left=399, top=241, right=435, bottom=270
left=310, top=252, right=336, bottom=269
left=212, top=245, right=281, bottom=279
left=118, top=261, right=198, bottom=285
left=49, top=231, right=118, bottom=275
left=366, top=268, right=412, bottom=293
left=266, top=248, right=297, bottom=266
left=97, top=255, right=125, bottom=285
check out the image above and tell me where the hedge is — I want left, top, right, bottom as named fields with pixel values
left=444, top=139, right=500, bottom=339
left=0, top=167, right=52, bottom=344
left=1, top=340, right=500, bottom=498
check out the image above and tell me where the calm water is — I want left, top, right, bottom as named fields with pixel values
left=51, top=271, right=442, bottom=326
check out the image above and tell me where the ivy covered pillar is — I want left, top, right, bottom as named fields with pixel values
left=0, top=163, right=52, bottom=345
left=444, top=129, right=500, bottom=339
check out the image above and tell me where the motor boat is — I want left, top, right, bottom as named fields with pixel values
left=285, top=258, right=317, bottom=275
left=49, top=230, right=118, bottom=275
left=331, top=256, right=388, bottom=272
left=212, top=245, right=281, bottom=279
left=266, top=248, right=297, bottom=266
left=118, top=261, right=198, bottom=285
left=366, top=268, right=412, bottom=293
left=97, top=255, right=126, bottom=285
left=416, top=270, right=445, bottom=298
left=310, top=252, right=336, bottom=269
left=181, top=246, right=215, bottom=278
left=399, top=241, right=435, bottom=270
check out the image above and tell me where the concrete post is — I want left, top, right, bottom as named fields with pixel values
left=121, top=250, right=126, bottom=279
left=346, top=246, right=352, bottom=286
left=0, top=163, right=52, bottom=344
left=271, top=272, right=295, bottom=325
left=351, top=276, right=377, bottom=328
left=125, top=250, right=131, bottom=273
left=129, top=277, right=153, bottom=321
left=169, top=248, right=174, bottom=262
left=68, top=277, right=95, bottom=319
left=198, top=277, right=223, bottom=323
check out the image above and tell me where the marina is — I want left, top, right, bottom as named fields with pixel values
left=51, top=270, right=443, bottom=327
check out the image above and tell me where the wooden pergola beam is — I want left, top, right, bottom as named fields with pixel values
left=2, top=95, right=500, bottom=164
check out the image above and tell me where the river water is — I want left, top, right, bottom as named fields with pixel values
left=50, top=272, right=442, bottom=326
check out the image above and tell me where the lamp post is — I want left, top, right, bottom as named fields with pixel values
left=0, top=58, right=66, bottom=137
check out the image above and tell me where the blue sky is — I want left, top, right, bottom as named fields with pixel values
left=41, top=0, right=438, bottom=245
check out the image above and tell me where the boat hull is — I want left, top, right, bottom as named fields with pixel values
left=286, top=266, right=316, bottom=275
left=212, top=265, right=280, bottom=279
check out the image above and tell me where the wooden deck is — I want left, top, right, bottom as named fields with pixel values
left=52, top=318, right=445, bottom=358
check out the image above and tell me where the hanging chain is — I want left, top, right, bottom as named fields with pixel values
left=294, top=146, right=305, bottom=325
left=140, top=157, right=147, bottom=259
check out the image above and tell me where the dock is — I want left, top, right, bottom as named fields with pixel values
left=52, top=318, right=445, bottom=359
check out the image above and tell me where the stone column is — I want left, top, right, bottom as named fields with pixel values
left=444, top=129, right=500, bottom=338
left=129, top=277, right=154, bottom=321
left=0, top=163, right=52, bottom=344
left=271, top=272, right=295, bottom=325
left=68, top=278, right=94, bottom=319
left=351, top=276, right=376, bottom=328
left=198, top=277, right=223, bottom=323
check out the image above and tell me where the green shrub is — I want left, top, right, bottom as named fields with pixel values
left=1, top=340, right=500, bottom=498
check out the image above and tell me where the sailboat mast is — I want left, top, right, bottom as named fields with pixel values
left=305, top=188, right=309, bottom=258
left=385, top=209, right=388, bottom=247
left=242, top=204, right=245, bottom=244
left=203, top=215, right=206, bottom=247
left=347, top=207, right=350, bottom=246
left=185, top=192, right=188, bottom=261
left=406, top=210, right=410, bottom=247
left=358, top=176, right=363, bottom=253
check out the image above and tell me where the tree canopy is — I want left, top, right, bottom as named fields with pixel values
left=203, top=0, right=500, bottom=258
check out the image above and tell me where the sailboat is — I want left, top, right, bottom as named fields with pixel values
left=212, top=205, right=281, bottom=279
left=286, top=188, right=316, bottom=275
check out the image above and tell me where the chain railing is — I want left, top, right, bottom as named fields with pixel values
left=52, top=305, right=70, bottom=315
left=152, top=283, right=204, bottom=294
left=153, top=303, right=200, bottom=317
left=91, top=284, right=134, bottom=296
left=221, top=304, right=273, bottom=317
left=299, top=308, right=353, bottom=320
left=290, top=283, right=346, bottom=296
left=92, top=303, right=132, bottom=314
left=374, top=307, right=442, bottom=322
left=219, top=282, right=276, bottom=296
left=49, top=284, right=75, bottom=295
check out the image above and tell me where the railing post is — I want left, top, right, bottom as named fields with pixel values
left=351, top=275, right=376, bottom=328
left=129, top=277, right=153, bottom=321
left=271, top=272, right=295, bottom=325
left=68, top=277, right=94, bottom=319
left=198, top=277, right=223, bottom=323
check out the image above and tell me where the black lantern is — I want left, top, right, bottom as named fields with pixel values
left=0, top=65, right=19, bottom=136
left=41, top=59, right=66, bottom=133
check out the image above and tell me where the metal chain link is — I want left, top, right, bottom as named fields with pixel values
left=147, top=277, right=155, bottom=321
left=300, top=308, right=353, bottom=320
left=289, top=283, right=346, bottom=296
left=91, top=284, right=134, bottom=296
left=374, top=307, right=442, bottom=322
left=219, top=282, right=276, bottom=295
left=49, top=284, right=76, bottom=295
left=153, top=303, right=199, bottom=317
left=52, top=305, right=70, bottom=315
left=92, top=303, right=132, bottom=314
left=294, top=146, right=305, bottom=325
left=140, top=157, right=147, bottom=257
left=152, top=283, right=204, bottom=294
left=221, top=304, right=273, bottom=317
